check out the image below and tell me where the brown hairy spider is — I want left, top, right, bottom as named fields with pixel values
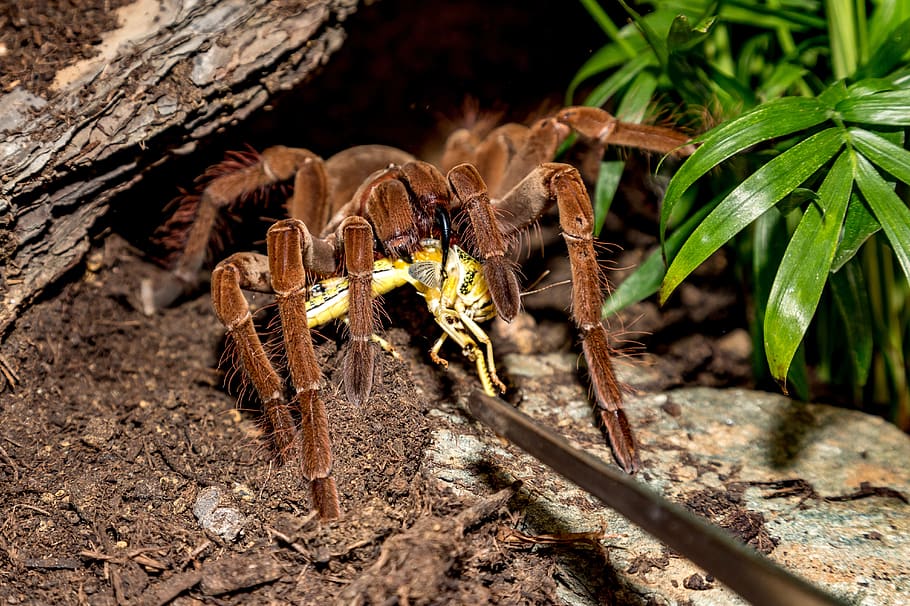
left=145, top=106, right=693, bottom=520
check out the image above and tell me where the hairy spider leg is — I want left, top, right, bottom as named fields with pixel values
left=266, top=220, right=340, bottom=519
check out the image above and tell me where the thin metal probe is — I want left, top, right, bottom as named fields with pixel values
left=467, top=389, right=848, bottom=606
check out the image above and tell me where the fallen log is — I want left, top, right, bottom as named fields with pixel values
left=0, top=0, right=359, bottom=336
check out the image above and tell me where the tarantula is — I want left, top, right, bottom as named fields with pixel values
left=145, top=106, right=693, bottom=520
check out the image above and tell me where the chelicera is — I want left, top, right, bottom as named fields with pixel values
left=145, top=106, right=693, bottom=519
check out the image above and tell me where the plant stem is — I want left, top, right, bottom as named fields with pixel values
left=578, top=0, right=637, bottom=58
left=825, top=0, right=858, bottom=78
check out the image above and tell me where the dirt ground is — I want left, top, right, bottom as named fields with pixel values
left=0, top=0, right=131, bottom=96
left=0, top=228, right=754, bottom=606
left=0, top=234, right=558, bottom=605
left=0, top=182, right=762, bottom=606
left=0, top=1, right=765, bottom=604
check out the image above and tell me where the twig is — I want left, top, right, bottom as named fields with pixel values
left=495, top=525, right=613, bottom=548
left=0, top=353, right=19, bottom=390
left=182, top=539, right=212, bottom=568
left=266, top=526, right=312, bottom=560
left=79, top=548, right=168, bottom=571
left=151, top=437, right=207, bottom=484
left=23, top=557, right=82, bottom=569
left=3, top=435, right=24, bottom=448
left=141, top=569, right=204, bottom=606
left=825, top=482, right=908, bottom=504
left=0, top=444, right=21, bottom=481
left=13, top=503, right=52, bottom=516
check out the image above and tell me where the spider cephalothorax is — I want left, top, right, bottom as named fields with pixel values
left=146, top=106, right=693, bottom=519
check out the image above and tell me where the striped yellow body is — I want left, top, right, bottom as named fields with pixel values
left=304, top=240, right=505, bottom=395
left=305, top=257, right=410, bottom=327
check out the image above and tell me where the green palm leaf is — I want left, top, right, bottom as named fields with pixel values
left=660, top=127, right=844, bottom=302
left=849, top=127, right=910, bottom=184
left=853, top=153, right=910, bottom=283
left=831, top=194, right=881, bottom=271
left=839, top=89, right=910, bottom=125
left=764, top=151, right=853, bottom=383
left=602, top=193, right=719, bottom=315
left=830, top=261, right=873, bottom=389
left=660, top=96, right=829, bottom=244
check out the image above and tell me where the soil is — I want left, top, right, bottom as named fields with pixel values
left=0, top=1, right=759, bottom=604
left=0, top=238, right=567, bottom=605
left=0, top=235, right=751, bottom=606
left=0, top=0, right=131, bottom=97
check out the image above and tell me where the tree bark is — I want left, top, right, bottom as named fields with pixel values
left=0, top=0, right=359, bottom=336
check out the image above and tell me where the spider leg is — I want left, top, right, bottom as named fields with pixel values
left=495, top=117, right=567, bottom=198
left=322, top=145, right=416, bottom=220
left=268, top=219, right=340, bottom=519
left=340, top=216, right=377, bottom=406
left=498, top=162, right=640, bottom=473
left=447, top=164, right=521, bottom=322
left=442, top=123, right=531, bottom=198
left=322, top=160, right=448, bottom=246
left=447, top=106, right=693, bottom=221
left=286, top=151, right=329, bottom=230
left=148, top=146, right=326, bottom=312
left=488, top=108, right=696, bottom=242
left=366, top=179, right=420, bottom=259
left=211, top=251, right=299, bottom=462
left=476, top=124, right=533, bottom=195
left=440, top=127, right=480, bottom=173
left=486, top=107, right=692, bottom=201
left=488, top=163, right=559, bottom=241
left=555, top=163, right=640, bottom=473
left=556, top=106, right=695, bottom=157
left=398, top=161, right=452, bottom=241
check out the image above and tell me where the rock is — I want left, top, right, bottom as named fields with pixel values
left=193, top=486, right=246, bottom=542
left=425, top=352, right=910, bottom=606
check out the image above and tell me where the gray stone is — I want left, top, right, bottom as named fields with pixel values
left=193, top=486, right=246, bottom=542
left=425, top=352, right=909, bottom=606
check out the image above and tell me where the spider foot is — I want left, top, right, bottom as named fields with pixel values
left=596, top=407, right=640, bottom=474
left=344, top=339, right=376, bottom=406
left=140, top=271, right=192, bottom=315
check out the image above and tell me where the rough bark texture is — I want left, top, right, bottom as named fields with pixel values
left=0, top=0, right=358, bottom=337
